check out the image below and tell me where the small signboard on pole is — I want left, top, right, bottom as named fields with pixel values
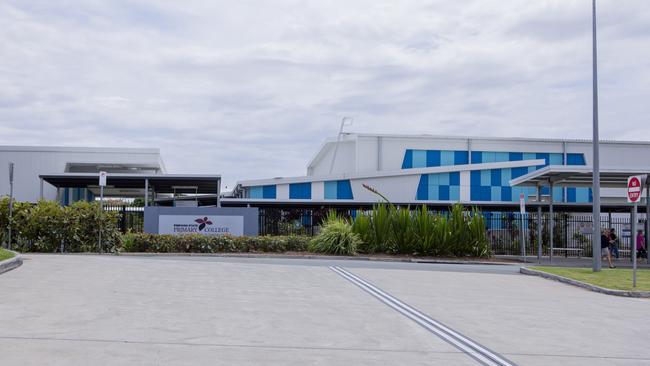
left=98, top=171, right=107, bottom=252
left=519, top=193, right=526, bottom=262
left=99, top=171, right=107, bottom=187
left=627, top=175, right=647, bottom=288
left=7, top=162, right=14, bottom=249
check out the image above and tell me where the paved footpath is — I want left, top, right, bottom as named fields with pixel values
left=0, top=255, right=648, bottom=365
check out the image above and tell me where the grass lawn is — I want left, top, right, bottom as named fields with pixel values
left=530, top=266, right=650, bottom=292
left=0, top=248, right=15, bottom=262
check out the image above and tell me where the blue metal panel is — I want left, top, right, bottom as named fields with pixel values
left=426, top=150, right=441, bottom=167
left=494, top=152, right=509, bottom=162
left=438, top=172, right=450, bottom=185
left=402, top=149, right=413, bottom=169
left=501, top=186, right=512, bottom=201
left=449, top=172, right=460, bottom=186
left=337, top=180, right=353, bottom=199
left=262, top=185, right=276, bottom=199
left=576, top=188, right=590, bottom=203
left=440, top=151, right=455, bottom=166
left=491, top=186, right=501, bottom=201
left=536, top=153, right=550, bottom=166
left=553, top=187, right=563, bottom=202
left=566, top=153, right=586, bottom=165
left=491, top=169, right=501, bottom=186
left=471, top=185, right=481, bottom=201
left=429, top=185, right=440, bottom=200
left=567, top=187, right=577, bottom=202
left=324, top=181, right=337, bottom=199
left=549, top=153, right=563, bottom=165
left=509, top=152, right=523, bottom=161
left=249, top=186, right=263, bottom=199
left=412, top=150, right=427, bottom=168
left=482, top=152, right=496, bottom=163
left=289, top=183, right=311, bottom=199
left=470, top=170, right=481, bottom=186
left=500, top=168, right=512, bottom=186
left=449, top=186, right=460, bottom=200
left=471, top=151, right=482, bottom=164
left=454, top=151, right=469, bottom=165
left=416, top=174, right=429, bottom=200
left=511, top=167, right=528, bottom=179
left=522, top=152, right=536, bottom=161
left=429, top=173, right=439, bottom=185
left=439, top=185, right=450, bottom=200
left=480, top=170, right=491, bottom=186
left=480, top=186, right=492, bottom=201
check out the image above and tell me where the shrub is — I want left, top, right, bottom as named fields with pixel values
left=309, top=212, right=361, bottom=255
left=412, top=205, right=437, bottom=256
left=351, top=213, right=371, bottom=251
left=2, top=198, right=121, bottom=253
left=351, top=203, right=490, bottom=258
left=390, top=206, right=417, bottom=254
left=118, top=233, right=310, bottom=253
left=368, top=204, right=392, bottom=253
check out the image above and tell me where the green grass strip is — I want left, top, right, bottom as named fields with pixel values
left=0, top=248, right=15, bottom=262
left=530, top=266, right=650, bottom=292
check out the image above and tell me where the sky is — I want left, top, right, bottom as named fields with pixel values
left=1, top=0, right=649, bottom=189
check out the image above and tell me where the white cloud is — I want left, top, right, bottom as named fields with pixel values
left=0, top=0, right=648, bottom=188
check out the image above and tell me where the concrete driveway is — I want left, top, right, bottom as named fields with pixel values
left=0, top=255, right=648, bottom=365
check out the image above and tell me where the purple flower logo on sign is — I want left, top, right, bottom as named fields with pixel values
left=195, top=217, right=213, bottom=231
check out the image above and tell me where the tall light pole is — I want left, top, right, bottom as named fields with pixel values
left=591, top=0, right=602, bottom=272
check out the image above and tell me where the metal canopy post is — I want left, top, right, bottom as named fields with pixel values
left=549, top=181, right=554, bottom=263
left=144, top=178, right=149, bottom=207
left=39, top=178, right=44, bottom=200
left=537, top=186, right=543, bottom=263
left=216, top=179, right=221, bottom=207
left=647, top=181, right=650, bottom=265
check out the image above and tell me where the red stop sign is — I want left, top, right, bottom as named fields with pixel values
left=628, top=176, right=642, bottom=202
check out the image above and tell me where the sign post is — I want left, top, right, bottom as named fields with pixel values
left=6, top=162, right=14, bottom=250
left=627, top=175, right=646, bottom=288
left=519, top=193, right=527, bottom=262
left=98, top=171, right=107, bottom=253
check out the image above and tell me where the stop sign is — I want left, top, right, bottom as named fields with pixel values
left=627, top=175, right=643, bottom=203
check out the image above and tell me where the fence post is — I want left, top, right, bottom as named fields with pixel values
left=536, top=187, right=542, bottom=262
left=121, top=205, right=127, bottom=233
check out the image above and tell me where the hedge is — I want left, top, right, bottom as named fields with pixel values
left=120, top=233, right=310, bottom=253
left=1, top=198, right=121, bottom=253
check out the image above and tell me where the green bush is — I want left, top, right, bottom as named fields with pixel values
left=308, top=212, right=361, bottom=255
left=351, top=203, right=490, bottom=258
left=1, top=198, right=121, bottom=253
left=119, top=232, right=310, bottom=253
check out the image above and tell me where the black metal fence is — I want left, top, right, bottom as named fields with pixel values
left=103, top=204, right=144, bottom=233
left=103, top=205, right=647, bottom=258
left=485, top=212, right=647, bottom=258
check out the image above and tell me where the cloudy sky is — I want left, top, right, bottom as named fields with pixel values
left=1, top=0, right=649, bottom=189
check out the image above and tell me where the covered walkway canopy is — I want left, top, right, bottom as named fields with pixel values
left=39, top=173, right=221, bottom=206
left=509, top=165, right=650, bottom=189
left=509, top=165, right=649, bottom=263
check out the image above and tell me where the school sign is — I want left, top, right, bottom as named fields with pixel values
left=144, top=207, right=259, bottom=237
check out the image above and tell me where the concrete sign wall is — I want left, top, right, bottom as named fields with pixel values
left=144, top=207, right=259, bottom=237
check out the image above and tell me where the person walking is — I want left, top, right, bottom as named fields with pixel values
left=637, top=230, right=647, bottom=260
left=601, top=229, right=615, bottom=268
left=608, top=228, right=620, bottom=259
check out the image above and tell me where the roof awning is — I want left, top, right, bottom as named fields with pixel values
left=39, top=173, right=221, bottom=194
left=509, top=166, right=650, bottom=188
